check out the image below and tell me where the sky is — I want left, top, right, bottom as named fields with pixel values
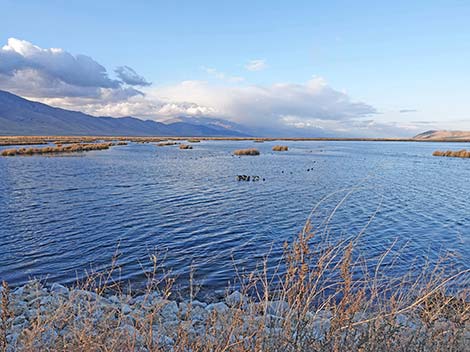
left=0, top=0, right=469, bottom=137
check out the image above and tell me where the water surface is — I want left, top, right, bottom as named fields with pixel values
left=1, top=141, right=469, bottom=293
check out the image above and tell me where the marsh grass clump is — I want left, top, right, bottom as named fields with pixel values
left=233, top=148, right=260, bottom=156
left=1, top=143, right=113, bottom=156
left=433, top=149, right=470, bottom=158
left=179, top=144, right=193, bottom=150
left=157, top=142, right=179, bottom=147
left=187, top=139, right=201, bottom=143
left=1, top=149, right=18, bottom=156
left=272, top=145, right=289, bottom=151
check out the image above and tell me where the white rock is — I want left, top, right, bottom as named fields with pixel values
left=206, top=302, right=229, bottom=314
left=12, top=286, right=24, bottom=297
left=189, top=300, right=207, bottom=308
left=264, top=300, right=289, bottom=316
left=179, top=302, right=189, bottom=317
left=159, top=301, right=179, bottom=321
left=108, top=295, right=120, bottom=304
left=190, top=305, right=208, bottom=322
left=225, top=291, right=247, bottom=307
left=153, top=334, right=174, bottom=347
left=121, top=304, right=132, bottom=315
left=51, top=283, right=68, bottom=295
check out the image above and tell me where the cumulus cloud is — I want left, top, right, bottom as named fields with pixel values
left=153, top=77, right=376, bottom=127
left=115, top=66, right=151, bottom=86
left=245, top=59, right=267, bottom=71
left=0, top=38, right=119, bottom=89
left=0, top=37, right=149, bottom=101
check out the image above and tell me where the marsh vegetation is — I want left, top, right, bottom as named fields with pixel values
left=272, top=145, right=289, bottom=151
left=233, top=148, right=260, bottom=156
left=433, top=149, right=470, bottom=158
left=1, top=143, right=115, bottom=156
left=179, top=144, right=193, bottom=150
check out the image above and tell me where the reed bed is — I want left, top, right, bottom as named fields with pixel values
left=433, top=149, right=470, bottom=158
left=1, top=143, right=113, bottom=156
left=272, top=145, right=289, bottom=151
left=187, top=139, right=201, bottom=143
left=233, top=148, right=260, bottom=156
left=179, top=144, right=193, bottom=150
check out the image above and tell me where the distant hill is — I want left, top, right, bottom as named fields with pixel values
left=413, top=130, right=470, bottom=141
left=0, top=90, right=249, bottom=137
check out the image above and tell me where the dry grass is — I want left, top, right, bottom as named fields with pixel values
left=187, top=139, right=201, bottom=143
left=233, top=148, right=260, bottom=156
left=272, top=145, right=289, bottom=151
left=157, top=142, right=179, bottom=147
left=433, top=149, right=470, bottom=158
left=1, top=143, right=115, bottom=156
left=179, top=144, right=193, bottom=150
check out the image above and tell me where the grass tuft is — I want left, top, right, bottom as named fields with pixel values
left=272, top=145, right=289, bottom=151
left=179, top=144, right=193, bottom=150
left=233, top=148, right=260, bottom=156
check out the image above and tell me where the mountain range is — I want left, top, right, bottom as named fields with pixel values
left=0, top=90, right=250, bottom=137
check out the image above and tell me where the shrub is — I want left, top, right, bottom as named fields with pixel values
left=433, top=149, right=470, bottom=158
left=233, top=148, right=260, bottom=156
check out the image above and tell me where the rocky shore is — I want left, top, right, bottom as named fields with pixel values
left=0, top=281, right=329, bottom=351
left=1, top=281, right=469, bottom=351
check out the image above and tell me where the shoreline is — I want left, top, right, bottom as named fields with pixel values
left=2, top=135, right=470, bottom=147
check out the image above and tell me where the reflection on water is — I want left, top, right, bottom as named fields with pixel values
left=0, top=141, right=469, bottom=292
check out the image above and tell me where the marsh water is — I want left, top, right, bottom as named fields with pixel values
left=1, top=141, right=469, bottom=293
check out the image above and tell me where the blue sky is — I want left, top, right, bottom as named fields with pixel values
left=0, top=0, right=469, bottom=136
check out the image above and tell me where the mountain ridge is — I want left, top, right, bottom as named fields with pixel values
left=413, top=130, right=470, bottom=141
left=0, top=90, right=249, bottom=137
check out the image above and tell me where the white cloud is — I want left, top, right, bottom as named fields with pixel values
left=115, top=66, right=151, bottom=86
left=245, top=59, right=267, bottom=71
left=202, top=67, right=244, bottom=83
left=0, top=38, right=119, bottom=89
left=0, top=37, right=149, bottom=101
left=152, top=77, right=376, bottom=127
